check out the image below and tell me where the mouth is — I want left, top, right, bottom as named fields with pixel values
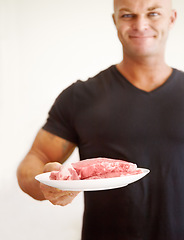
left=129, top=35, right=155, bottom=39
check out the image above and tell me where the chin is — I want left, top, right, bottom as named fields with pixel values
left=129, top=46, right=159, bottom=58
left=134, top=52, right=157, bottom=58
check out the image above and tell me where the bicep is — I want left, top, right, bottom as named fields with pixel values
left=30, top=128, right=76, bottom=164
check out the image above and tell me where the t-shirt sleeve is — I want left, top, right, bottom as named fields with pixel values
left=42, top=83, right=78, bottom=144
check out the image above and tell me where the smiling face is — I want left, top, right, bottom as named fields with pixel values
left=113, top=0, right=177, bottom=59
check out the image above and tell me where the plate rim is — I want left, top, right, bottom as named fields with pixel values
left=35, top=168, right=150, bottom=191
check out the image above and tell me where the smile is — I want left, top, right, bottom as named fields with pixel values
left=129, top=36, right=155, bottom=38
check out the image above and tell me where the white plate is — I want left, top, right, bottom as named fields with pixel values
left=35, top=168, right=150, bottom=191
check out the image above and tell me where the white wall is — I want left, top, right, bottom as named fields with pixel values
left=0, top=0, right=184, bottom=240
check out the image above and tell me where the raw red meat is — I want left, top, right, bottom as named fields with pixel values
left=49, top=158, right=142, bottom=180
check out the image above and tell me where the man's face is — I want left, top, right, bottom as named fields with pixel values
left=113, top=0, right=177, bottom=58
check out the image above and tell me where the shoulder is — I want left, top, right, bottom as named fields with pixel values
left=73, top=65, right=116, bottom=93
left=168, top=68, right=184, bottom=93
left=172, top=68, right=184, bottom=84
left=50, top=65, right=115, bottom=107
left=173, top=68, right=184, bottom=78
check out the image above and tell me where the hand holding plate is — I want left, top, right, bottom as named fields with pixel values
left=40, top=162, right=80, bottom=206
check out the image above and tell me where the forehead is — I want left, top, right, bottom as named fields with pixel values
left=114, top=0, right=172, bottom=12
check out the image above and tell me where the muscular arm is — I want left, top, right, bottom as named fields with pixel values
left=17, top=129, right=76, bottom=201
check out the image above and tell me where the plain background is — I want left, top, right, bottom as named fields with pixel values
left=1, top=0, right=184, bottom=239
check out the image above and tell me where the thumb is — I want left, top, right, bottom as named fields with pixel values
left=43, top=162, right=62, bottom=173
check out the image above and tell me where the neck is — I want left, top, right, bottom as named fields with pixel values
left=117, top=55, right=172, bottom=92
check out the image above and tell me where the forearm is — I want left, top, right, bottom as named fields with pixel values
left=17, top=152, right=46, bottom=201
left=17, top=129, right=76, bottom=202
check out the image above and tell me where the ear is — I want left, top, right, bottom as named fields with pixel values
left=169, top=9, right=177, bottom=28
left=112, top=13, right=116, bottom=26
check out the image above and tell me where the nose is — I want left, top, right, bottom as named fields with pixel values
left=132, top=15, right=149, bottom=32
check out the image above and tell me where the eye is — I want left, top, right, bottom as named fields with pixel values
left=121, top=14, right=135, bottom=19
left=148, top=12, right=160, bottom=17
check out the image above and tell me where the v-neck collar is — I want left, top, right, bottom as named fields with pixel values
left=112, top=65, right=177, bottom=95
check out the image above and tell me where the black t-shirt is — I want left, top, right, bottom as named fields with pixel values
left=43, top=65, right=184, bottom=240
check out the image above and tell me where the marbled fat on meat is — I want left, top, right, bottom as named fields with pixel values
left=49, top=158, right=142, bottom=180
left=49, top=163, right=79, bottom=180
left=72, top=158, right=137, bottom=179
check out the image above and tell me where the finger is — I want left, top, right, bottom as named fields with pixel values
left=43, top=188, right=80, bottom=200
left=43, top=162, right=62, bottom=173
left=40, top=183, right=62, bottom=197
left=48, top=195, right=73, bottom=206
left=40, top=182, right=79, bottom=196
left=48, top=191, right=80, bottom=206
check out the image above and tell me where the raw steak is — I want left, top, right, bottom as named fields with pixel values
left=50, top=158, right=142, bottom=180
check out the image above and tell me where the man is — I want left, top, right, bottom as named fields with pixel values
left=17, top=0, right=184, bottom=239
